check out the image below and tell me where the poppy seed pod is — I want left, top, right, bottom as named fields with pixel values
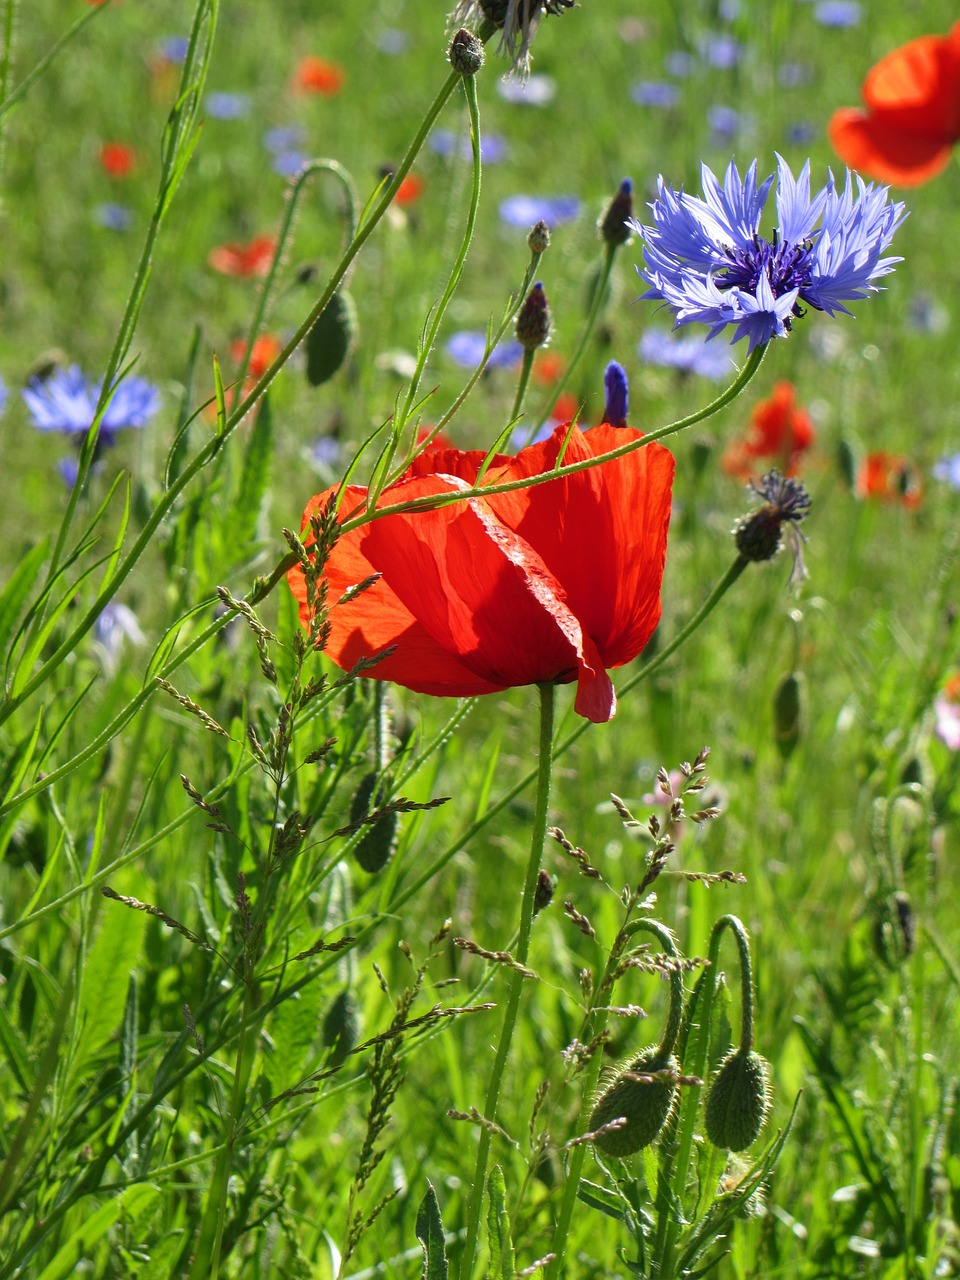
left=322, top=989, right=361, bottom=1066
left=704, top=1048, right=770, bottom=1151
left=350, top=771, right=399, bottom=874
left=589, top=1047, right=679, bottom=1157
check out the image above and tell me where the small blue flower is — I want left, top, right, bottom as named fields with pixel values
left=429, top=128, right=508, bottom=164
left=664, top=51, right=695, bottom=78
left=23, top=366, right=160, bottom=444
left=699, top=33, right=739, bottom=69
left=639, top=329, right=737, bottom=379
left=777, top=61, right=813, bottom=89
left=445, top=332, right=523, bottom=369
left=205, top=92, right=251, bottom=120
left=630, top=81, right=681, bottom=109
left=603, top=361, right=629, bottom=427
left=813, top=0, right=861, bottom=27
left=0, top=375, right=8, bottom=417
left=273, top=151, right=308, bottom=177
left=94, top=203, right=133, bottom=232
left=635, top=155, right=906, bottom=351
left=94, top=602, right=145, bottom=673
left=263, top=125, right=307, bottom=154
left=499, top=195, right=580, bottom=228
left=933, top=453, right=960, bottom=490
left=311, top=436, right=343, bottom=469
left=159, top=35, right=190, bottom=64
left=785, top=121, right=817, bottom=145
left=708, top=105, right=741, bottom=142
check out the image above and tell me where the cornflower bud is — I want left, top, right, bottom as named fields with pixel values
left=449, top=28, right=485, bottom=76
left=600, top=178, right=634, bottom=246
left=516, top=281, right=551, bottom=350
left=528, top=219, right=551, bottom=255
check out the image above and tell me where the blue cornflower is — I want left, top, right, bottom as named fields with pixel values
left=812, top=0, right=861, bottom=27
left=159, top=35, right=190, bottom=64
left=429, top=128, right=508, bottom=164
left=630, top=81, right=681, bottom=109
left=94, top=203, right=133, bottom=232
left=499, top=195, right=580, bottom=227
left=23, top=366, right=160, bottom=444
left=205, top=92, right=251, bottom=120
left=933, top=453, right=960, bottom=490
left=273, top=151, right=308, bottom=178
left=635, top=155, right=906, bottom=352
left=263, top=125, right=307, bottom=154
left=639, top=329, right=737, bottom=380
left=0, top=375, right=8, bottom=417
left=445, top=332, right=523, bottom=369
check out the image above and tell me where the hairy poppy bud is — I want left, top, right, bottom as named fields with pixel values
left=773, top=672, right=804, bottom=759
left=705, top=1048, right=770, bottom=1151
left=306, top=291, right=358, bottom=386
left=350, top=771, right=399, bottom=874
left=322, top=988, right=361, bottom=1066
left=589, top=1046, right=679, bottom=1157
left=516, top=282, right=551, bottom=351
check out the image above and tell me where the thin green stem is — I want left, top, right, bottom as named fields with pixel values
left=459, top=682, right=555, bottom=1280
left=534, top=243, right=617, bottom=433
left=510, top=349, right=536, bottom=427
left=342, top=345, right=768, bottom=533
left=0, top=0, right=104, bottom=121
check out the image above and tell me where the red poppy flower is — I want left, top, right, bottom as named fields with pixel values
left=208, top=234, right=277, bottom=278
left=856, top=451, right=922, bottom=508
left=828, top=22, right=960, bottom=186
left=289, top=422, right=675, bottom=722
left=230, top=334, right=283, bottom=379
left=100, top=142, right=136, bottom=178
left=294, top=56, right=345, bottom=96
left=393, top=173, right=425, bottom=206
left=722, top=381, right=815, bottom=480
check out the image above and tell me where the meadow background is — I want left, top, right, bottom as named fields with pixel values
left=1, top=0, right=959, bottom=1276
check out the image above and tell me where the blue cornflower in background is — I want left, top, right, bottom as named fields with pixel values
left=446, top=332, right=523, bottom=369
left=933, top=453, right=960, bottom=490
left=639, top=329, right=737, bottom=379
left=23, top=366, right=160, bottom=445
left=159, top=35, right=190, bottom=63
left=0, top=375, right=8, bottom=417
left=635, top=155, right=906, bottom=351
left=699, top=33, right=740, bottom=68
left=497, top=74, right=556, bottom=106
left=205, top=92, right=251, bottom=120
left=708, top=105, right=742, bottom=143
left=664, top=51, right=695, bottom=78
left=263, top=125, right=307, bottom=153
left=429, top=129, right=508, bottom=164
left=813, top=0, right=861, bottom=26
left=273, top=151, right=308, bottom=177
left=94, top=203, right=133, bottom=232
left=630, top=81, right=681, bottom=109
left=499, top=195, right=580, bottom=227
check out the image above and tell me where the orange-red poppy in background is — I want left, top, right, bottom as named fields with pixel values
left=294, top=56, right=345, bottom=95
left=828, top=22, right=960, bottom=186
left=289, top=422, right=675, bottom=723
left=722, top=381, right=815, bottom=480
left=393, top=174, right=425, bottom=206
left=230, top=334, right=283, bottom=379
left=856, top=451, right=923, bottom=508
left=208, top=235, right=277, bottom=278
left=100, top=142, right=136, bottom=178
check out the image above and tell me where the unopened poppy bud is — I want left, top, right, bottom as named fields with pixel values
left=322, top=988, right=361, bottom=1066
left=306, top=291, right=359, bottom=387
left=773, top=672, right=804, bottom=759
left=350, top=771, right=399, bottom=874
left=590, top=1046, right=679, bottom=1157
left=528, top=220, right=551, bottom=255
left=704, top=1048, right=770, bottom=1151
left=600, top=178, right=634, bottom=246
left=534, top=870, right=555, bottom=915
left=516, top=282, right=551, bottom=350
left=603, top=360, right=629, bottom=428
left=449, top=28, right=484, bottom=76
left=873, top=890, right=916, bottom=968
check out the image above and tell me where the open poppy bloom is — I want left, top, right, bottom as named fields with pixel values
left=856, top=451, right=922, bottom=508
left=289, top=421, right=675, bottom=723
left=294, top=55, right=345, bottom=95
left=208, top=234, right=276, bottom=278
left=828, top=22, right=960, bottom=186
left=722, top=381, right=815, bottom=480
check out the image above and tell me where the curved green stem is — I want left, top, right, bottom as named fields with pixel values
left=534, top=243, right=616, bottom=432
left=342, top=344, right=768, bottom=533
left=510, top=349, right=536, bottom=428
left=460, top=682, right=555, bottom=1280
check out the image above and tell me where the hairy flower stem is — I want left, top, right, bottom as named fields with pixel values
left=547, top=919, right=682, bottom=1279
left=511, top=349, right=536, bottom=426
left=653, top=915, right=751, bottom=1279
left=460, top=681, right=555, bottom=1280
left=534, top=242, right=617, bottom=433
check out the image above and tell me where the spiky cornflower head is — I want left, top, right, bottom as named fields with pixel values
left=449, top=0, right=575, bottom=78
left=22, top=365, right=160, bottom=445
left=635, top=155, right=906, bottom=351
left=734, top=470, right=811, bottom=584
left=516, top=281, right=551, bottom=350
left=600, top=178, right=634, bottom=247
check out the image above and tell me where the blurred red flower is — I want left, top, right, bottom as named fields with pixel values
left=289, top=421, right=675, bottom=722
left=208, top=235, right=276, bottom=278
left=294, top=56, right=345, bottom=95
left=231, top=334, right=283, bottom=378
left=828, top=22, right=960, bottom=186
left=100, top=142, right=136, bottom=178
left=393, top=173, right=425, bottom=205
left=533, top=351, right=566, bottom=385
left=722, top=381, right=815, bottom=480
left=856, top=451, right=922, bottom=508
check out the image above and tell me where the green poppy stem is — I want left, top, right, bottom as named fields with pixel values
left=459, top=681, right=556, bottom=1280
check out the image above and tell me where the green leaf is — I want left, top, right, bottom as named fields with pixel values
left=76, top=904, right=146, bottom=1062
left=35, top=1185, right=159, bottom=1280
left=235, top=390, right=274, bottom=546
left=416, top=1182, right=448, bottom=1280
left=0, top=540, right=49, bottom=666
left=486, top=1165, right=515, bottom=1280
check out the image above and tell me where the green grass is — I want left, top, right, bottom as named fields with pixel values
left=1, top=0, right=959, bottom=1276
